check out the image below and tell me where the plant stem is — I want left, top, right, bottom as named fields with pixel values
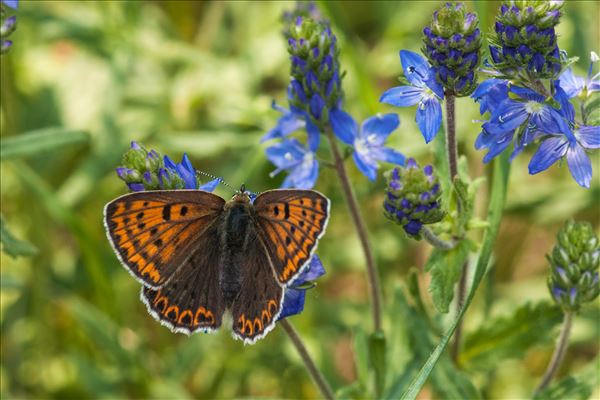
left=534, top=312, right=573, bottom=395
left=421, top=226, right=457, bottom=250
left=280, top=320, right=335, bottom=400
left=445, top=94, right=459, bottom=181
left=444, top=94, right=467, bottom=363
left=325, top=128, right=382, bottom=332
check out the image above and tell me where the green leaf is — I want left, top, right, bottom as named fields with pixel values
left=368, top=330, right=386, bottom=398
left=401, top=152, right=511, bottom=400
left=534, top=376, right=592, bottom=400
left=425, top=240, right=471, bottom=314
left=0, top=214, right=38, bottom=258
left=0, top=127, right=89, bottom=160
left=461, top=301, right=562, bottom=366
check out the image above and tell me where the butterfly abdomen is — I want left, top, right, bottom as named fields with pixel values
left=220, top=202, right=254, bottom=305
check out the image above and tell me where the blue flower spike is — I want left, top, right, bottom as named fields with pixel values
left=380, top=50, right=444, bottom=143
left=116, top=142, right=221, bottom=192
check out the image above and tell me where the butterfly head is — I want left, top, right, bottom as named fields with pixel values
left=231, top=184, right=252, bottom=203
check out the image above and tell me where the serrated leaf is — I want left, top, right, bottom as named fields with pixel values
left=0, top=127, right=89, bottom=160
left=0, top=214, right=38, bottom=258
left=425, top=240, right=471, bottom=313
left=461, top=301, right=562, bottom=366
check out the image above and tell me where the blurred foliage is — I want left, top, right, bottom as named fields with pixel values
left=0, top=1, right=598, bottom=399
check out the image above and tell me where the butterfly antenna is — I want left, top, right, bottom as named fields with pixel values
left=196, top=171, right=238, bottom=193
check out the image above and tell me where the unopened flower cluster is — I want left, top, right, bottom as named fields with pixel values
left=547, top=221, right=599, bottom=312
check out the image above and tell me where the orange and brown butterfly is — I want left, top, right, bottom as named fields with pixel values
left=103, top=185, right=330, bottom=344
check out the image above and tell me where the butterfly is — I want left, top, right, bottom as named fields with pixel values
left=103, top=185, right=329, bottom=344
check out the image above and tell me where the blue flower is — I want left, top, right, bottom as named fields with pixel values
left=261, top=101, right=320, bottom=151
left=529, top=115, right=599, bottom=188
left=1, top=0, right=18, bottom=9
left=380, top=50, right=444, bottom=143
left=278, top=255, right=326, bottom=320
left=266, top=138, right=319, bottom=189
left=474, top=84, right=564, bottom=162
left=332, top=112, right=405, bottom=180
left=117, top=142, right=220, bottom=192
left=162, top=154, right=220, bottom=191
left=559, top=52, right=600, bottom=98
left=471, top=78, right=509, bottom=115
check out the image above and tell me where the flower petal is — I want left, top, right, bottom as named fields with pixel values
left=380, top=86, right=423, bottom=107
left=261, top=111, right=305, bottom=143
left=400, top=50, right=429, bottom=87
left=566, top=143, right=592, bottom=188
left=2, top=0, right=18, bottom=9
left=278, top=289, right=306, bottom=320
left=558, top=68, right=585, bottom=98
left=352, top=151, right=378, bottom=181
left=330, top=108, right=358, bottom=145
left=576, top=125, right=600, bottom=149
left=370, top=147, right=406, bottom=166
left=292, top=255, right=326, bottom=285
left=360, top=113, right=400, bottom=142
left=528, top=136, right=568, bottom=174
left=416, top=98, right=442, bottom=143
left=482, top=131, right=514, bottom=163
left=199, top=178, right=221, bottom=192
left=306, top=118, right=321, bottom=152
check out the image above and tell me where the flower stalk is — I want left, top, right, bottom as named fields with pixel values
left=534, top=311, right=573, bottom=395
left=421, top=226, right=456, bottom=250
left=280, top=320, right=335, bottom=400
left=326, top=128, right=383, bottom=332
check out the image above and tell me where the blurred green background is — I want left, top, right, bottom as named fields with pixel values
left=1, top=1, right=598, bottom=399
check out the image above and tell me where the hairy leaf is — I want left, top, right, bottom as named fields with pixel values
left=425, top=239, right=472, bottom=313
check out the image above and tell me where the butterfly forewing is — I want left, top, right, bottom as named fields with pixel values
left=230, top=235, right=284, bottom=344
left=141, top=223, right=226, bottom=334
left=104, top=190, right=225, bottom=288
left=253, top=189, right=330, bottom=285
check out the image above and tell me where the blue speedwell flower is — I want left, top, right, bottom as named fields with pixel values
left=278, top=255, right=326, bottom=320
left=330, top=112, right=405, bottom=180
left=380, top=50, right=445, bottom=143
left=117, top=141, right=220, bottom=192
left=474, top=83, right=564, bottom=162
left=1, top=0, right=18, bottom=8
left=559, top=52, right=600, bottom=99
left=266, top=138, right=319, bottom=189
left=529, top=115, right=599, bottom=188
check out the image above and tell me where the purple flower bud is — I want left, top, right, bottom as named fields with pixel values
left=128, top=183, right=145, bottom=192
left=500, top=4, right=509, bottom=15
left=463, top=13, right=476, bottom=30
left=130, top=141, right=142, bottom=150
left=290, top=80, right=307, bottom=103
left=392, top=168, right=400, bottom=180
left=529, top=52, right=545, bottom=72
left=403, top=220, right=422, bottom=236
left=406, top=158, right=418, bottom=168
left=490, top=46, right=502, bottom=63
left=423, top=165, right=433, bottom=176
left=401, top=199, right=411, bottom=209
left=504, top=25, right=518, bottom=41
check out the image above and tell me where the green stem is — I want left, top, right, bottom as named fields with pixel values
left=280, top=320, right=336, bottom=400
left=325, top=128, right=382, bottom=332
left=534, top=312, right=573, bottom=395
left=421, top=226, right=457, bottom=250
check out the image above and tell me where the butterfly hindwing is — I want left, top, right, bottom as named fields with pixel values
left=104, top=190, right=225, bottom=288
left=230, top=235, right=284, bottom=344
left=141, top=222, right=226, bottom=334
left=253, top=189, right=330, bottom=285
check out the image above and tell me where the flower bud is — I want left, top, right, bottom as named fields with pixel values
left=490, top=1, right=563, bottom=79
left=547, top=220, right=599, bottom=312
left=383, top=158, right=445, bottom=238
left=422, top=2, right=482, bottom=96
left=286, top=17, right=343, bottom=128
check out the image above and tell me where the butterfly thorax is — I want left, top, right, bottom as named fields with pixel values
left=219, top=197, right=256, bottom=306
